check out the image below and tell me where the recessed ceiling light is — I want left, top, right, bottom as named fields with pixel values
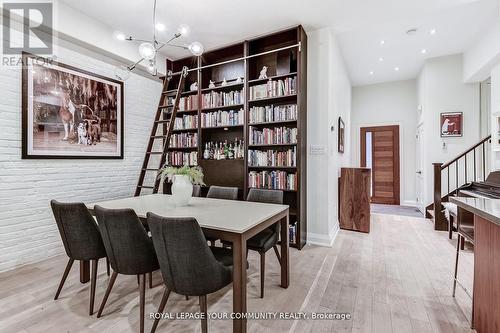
left=394, top=67, right=400, bottom=71
left=430, top=29, right=437, bottom=35
left=378, top=57, right=384, bottom=62
left=421, top=49, right=427, bottom=54
left=155, top=23, right=165, bottom=31
left=113, top=31, right=126, bottom=41
left=370, top=71, right=374, bottom=75
left=380, top=40, right=385, bottom=46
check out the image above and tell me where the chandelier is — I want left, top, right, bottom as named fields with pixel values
left=113, top=0, right=204, bottom=81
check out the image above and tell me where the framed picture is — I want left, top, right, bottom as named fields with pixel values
left=440, top=112, right=463, bottom=137
left=338, top=116, right=345, bottom=153
left=22, top=52, right=124, bottom=159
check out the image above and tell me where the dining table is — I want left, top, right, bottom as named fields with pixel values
left=84, top=193, right=290, bottom=333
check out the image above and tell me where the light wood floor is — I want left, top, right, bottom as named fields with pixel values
left=0, top=213, right=475, bottom=333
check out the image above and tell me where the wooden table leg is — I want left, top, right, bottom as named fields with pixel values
left=80, top=260, right=90, bottom=284
left=280, top=215, right=290, bottom=288
left=232, top=234, right=247, bottom=333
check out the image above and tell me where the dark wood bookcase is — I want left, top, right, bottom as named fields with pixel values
left=162, top=26, right=307, bottom=249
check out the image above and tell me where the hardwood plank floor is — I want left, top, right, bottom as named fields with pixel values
left=0, top=213, right=475, bottom=332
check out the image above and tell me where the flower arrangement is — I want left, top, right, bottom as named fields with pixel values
left=159, top=165, right=205, bottom=185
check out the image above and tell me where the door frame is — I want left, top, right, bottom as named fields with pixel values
left=360, top=125, right=400, bottom=205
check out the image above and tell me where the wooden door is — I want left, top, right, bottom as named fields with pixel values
left=361, top=125, right=400, bottom=205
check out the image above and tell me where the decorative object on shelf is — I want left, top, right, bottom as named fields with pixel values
left=221, top=78, right=228, bottom=86
left=159, top=165, right=205, bottom=206
left=258, top=66, right=268, bottom=79
left=190, top=82, right=198, bottom=91
left=338, top=116, right=345, bottom=153
left=112, top=0, right=204, bottom=80
left=209, top=80, right=216, bottom=88
left=235, top=76, right=243, bottom=84
left=440, top=112, right=463, bottom=137
left=21, top=52, right=124, bottom=159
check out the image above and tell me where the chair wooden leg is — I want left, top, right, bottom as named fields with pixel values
left=149, top=272, right=153, bottom=289
left=448, top=216, right=453, bottom=239
left=139, top=274, right=146, bottom=333
left=151, top=288, right=171, bottom=333
left=54, top=258, right=74, bottom=300
left=260, top=251, right=265, bottom=298
left=273, top=245, right=282, bottom=266
left=89, top=259, right=98, bottom=315
left=453, top=235, right=460, bottom=297
left=97, top=271, right=118, bottom=318
left=137, top=274, right=140, bottom=285
left=199, top=295, right=208, bottom=333
left=185, top=295, right=189, bottom=300
left=460, top=236, right=465, bottom=250
left=106, top=257, right=110, bottom=276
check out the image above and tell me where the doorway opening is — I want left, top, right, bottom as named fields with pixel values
left=361, top=125, right=400, bottom=205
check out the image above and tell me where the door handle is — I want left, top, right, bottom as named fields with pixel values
left=416, top=171, right=422, bottom=175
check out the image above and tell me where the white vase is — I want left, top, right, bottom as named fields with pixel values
left=171, top=175, right=193, bottom=206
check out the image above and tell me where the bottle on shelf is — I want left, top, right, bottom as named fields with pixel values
left=203, top=143, right=210, bottom=159
left=202, top=138, right=245, bottom=160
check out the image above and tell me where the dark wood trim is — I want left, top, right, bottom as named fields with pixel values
left=21, top=51, right=124, bottom=159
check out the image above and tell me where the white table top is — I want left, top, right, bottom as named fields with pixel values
left=87, top=194, right=289, bottom=234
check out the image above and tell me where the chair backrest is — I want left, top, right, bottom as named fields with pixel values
left=246, top=189, right=284, bottom=233
left=94, top=206, right=158, bottom=275
left=148, top=213, right=232, bottom=296
left=206, top=186, right=238, bottom=200
left=50, top=200, right=106, bottom=261
left=192, top=185, right=201, bottom=197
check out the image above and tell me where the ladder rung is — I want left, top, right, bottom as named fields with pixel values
left=158, top=105, right=172, bottom=108
left=142, top=168, right=160, bottom=171
left=162, top=89, right=177, bottom=94
left=151, top=135, right=165, bottom=138
left=155, top=120, right=170, bottom=123
left=146, top=152, right=163, bottom=155
left=137, top=185, right=154, bottom=189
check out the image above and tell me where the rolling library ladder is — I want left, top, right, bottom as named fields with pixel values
left=134, top=67, right=188, bottom=196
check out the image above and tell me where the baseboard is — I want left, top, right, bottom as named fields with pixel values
left=402, top=200, right=417, bottom=207
left=307, top=223, right=339, bottom=247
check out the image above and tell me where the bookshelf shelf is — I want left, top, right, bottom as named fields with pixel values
left=162, top=26, right=307, bottom=249
left=172, top=128, right=198, bottom=133
left=169, top=146, right=198, bottom=150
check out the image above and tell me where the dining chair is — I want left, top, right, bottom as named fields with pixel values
left=246, top=189, right=284, bottom=298
left=50, top=200, right=109, bottom=315
left=192, top=184, right=202, bottom=197
left=206, top=185, right=238, bottom=200
left=147, top=213, right=233, bottom=333
left=94, top=206, right=160, bottom=333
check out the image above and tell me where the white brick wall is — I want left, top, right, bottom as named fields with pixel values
left=0, top=39, right=162, bottom=272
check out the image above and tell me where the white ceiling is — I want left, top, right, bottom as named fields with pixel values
left=60, top=0, right=499, bottom=86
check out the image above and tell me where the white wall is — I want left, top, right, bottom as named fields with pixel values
left=307, top=28, right=351, bottom=246
left=417, top=54, right=481, bottom=206
left=351, top=80, right=418, bottom=206
left=0, top=36, right=162, bottom=272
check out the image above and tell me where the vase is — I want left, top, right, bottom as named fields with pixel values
left=171, top=175, right=193, bottom=206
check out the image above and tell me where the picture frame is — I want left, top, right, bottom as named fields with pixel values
left=22, top=52, right=124, bottom=159
left=440, top=112, right=463, bottom=138
left=338, top=116, right=345, bottom=153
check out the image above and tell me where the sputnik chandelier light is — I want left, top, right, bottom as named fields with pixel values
left=113, top=0, right=204, bottom=80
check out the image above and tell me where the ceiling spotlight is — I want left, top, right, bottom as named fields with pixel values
left=155, top=23, right=165, bottom=31
left=188, top=41, right=204, bottom=56
left=421, top=49, right=427, bottom=54
left=378, top=57, right=384, bottom=62
left=178, top=24, right=190, bottom=36
left=113, top=31, right=126, bottom=41
left=380, top=40, right=385, bottom=46
left=394, top=67, right=400, bottom=71
left=430, top=29, right=437, bottom=35
left=369, top=71, right=374, bottom=75
left=147, top=60, right=157, bottom=75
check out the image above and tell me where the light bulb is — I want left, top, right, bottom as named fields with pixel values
left=178, top=24, right=190, bottom=36
left=139, top=42, right=156, bottom=60
left=114, top=65, right=131, bottom=81
left=155, top=23, right=165, bottom=31
left=113, top=31, right=126, bottom=41
left=147, top=60, right=157, bottom=75
left=188, top=41, right=204, bottom=56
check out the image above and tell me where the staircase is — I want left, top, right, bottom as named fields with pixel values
left=426, top=135, right=491, bottom=230
left=134, top=66, right=188, bottom=196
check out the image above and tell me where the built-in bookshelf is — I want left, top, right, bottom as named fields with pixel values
left=161, top=26, right=307, bottom=249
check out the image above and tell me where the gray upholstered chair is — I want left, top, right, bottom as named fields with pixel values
left=50, top=200, right=109, bottom=315
left=94, top=206, right=159, bottom=333
left=246, top=189, right=284, bottom=298
left=206, top=185, right=238, bottom=200
left=147, top=213, right=233, bottom=333
left=192, top=185, right=202, bottom=197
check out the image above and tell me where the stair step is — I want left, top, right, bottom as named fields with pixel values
left=427, top=209, right=435, bottom=218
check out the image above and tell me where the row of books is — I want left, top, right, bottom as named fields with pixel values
left=248, top=147, right=296, bottom=167
left=249, top=77, right=296, bottom=100
left=178, top=96, right=198, bottom=111
left=174, top=115, right=198, bottom=130
left=249, top=126, right=298, bottom=145
left=201, top=109, right=244, bottom=128
left=249, top=104, right=297, bottom=124
left=166, top=151, right=198, bottom=166
left=202, top=90, right=244, bottom=109
left=248, top=171, right=297, bottom=191
left=169, top=133, right=197, bottom=148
